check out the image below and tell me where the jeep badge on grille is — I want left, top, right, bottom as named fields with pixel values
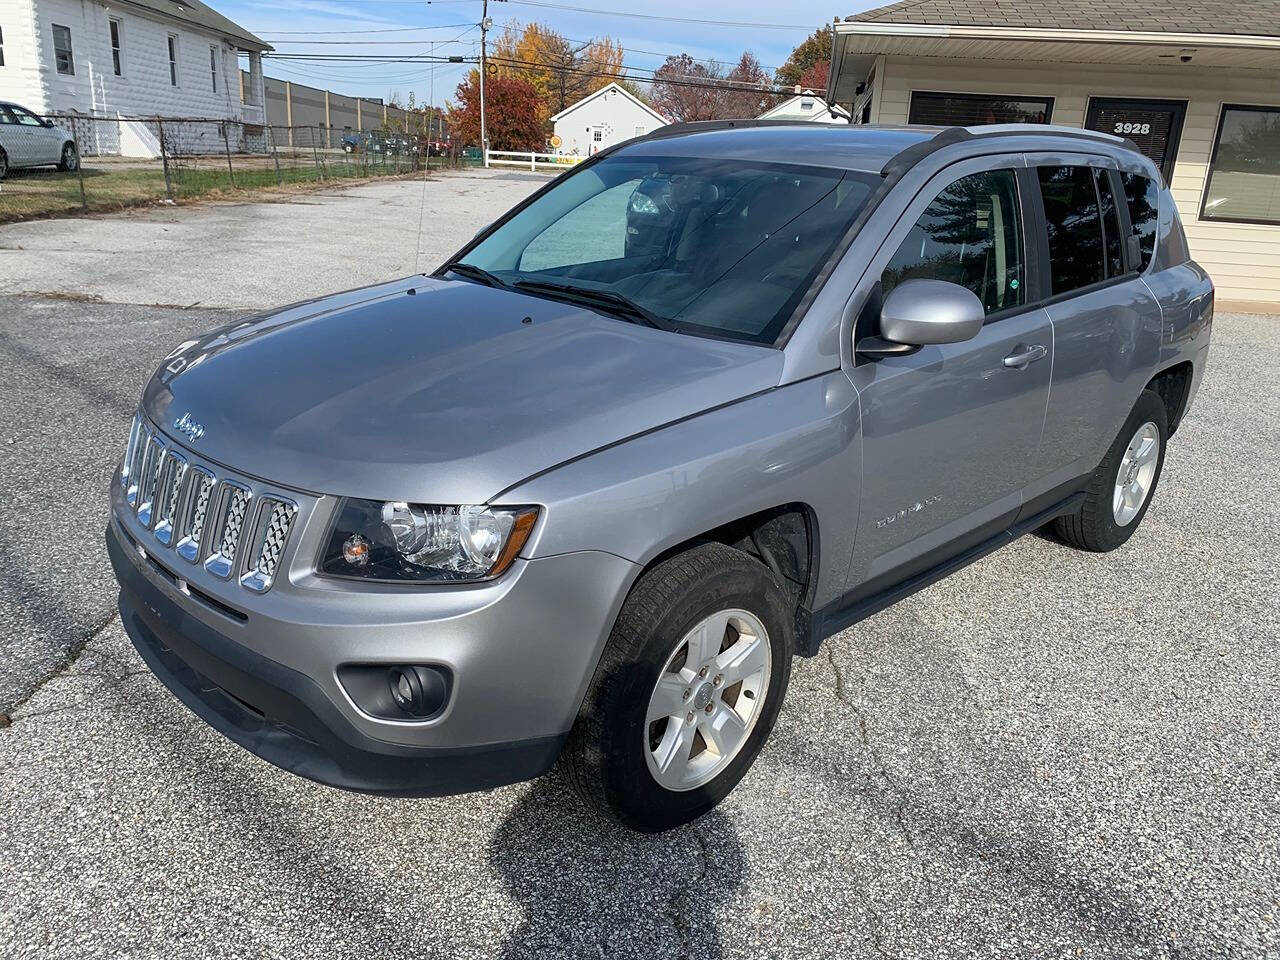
left=173, top=412, right=205, bottom=443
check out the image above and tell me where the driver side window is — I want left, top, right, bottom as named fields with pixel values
left=519, top=179, right=641, bottom=273
left=882, top=168, right=1025, bottom=316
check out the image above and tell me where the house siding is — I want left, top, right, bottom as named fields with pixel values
left=552, top=86, right=665, bottom=157
left=872, top=56, right=1280, bottom=307
left=0, top=0, right=244, bottom=121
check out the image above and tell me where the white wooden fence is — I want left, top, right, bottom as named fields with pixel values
left=485, top=150, right=585, bottom=171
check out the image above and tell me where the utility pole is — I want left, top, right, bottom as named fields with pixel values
left=479, top=0, right=490, bottom=167
left=428, top=41, right=435, bottom=142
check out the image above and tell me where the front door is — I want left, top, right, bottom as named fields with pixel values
left=8, top=105, right=59, bottom=165
left=1085, top=98, right=1187, bottom=183
left=844, top=156, right=1053, bottom=599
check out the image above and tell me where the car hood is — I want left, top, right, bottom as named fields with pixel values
left=142, top=276, right=783, bottom=503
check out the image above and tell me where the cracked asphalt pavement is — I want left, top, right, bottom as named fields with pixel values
left=1, top=172, right=1278, bottom=958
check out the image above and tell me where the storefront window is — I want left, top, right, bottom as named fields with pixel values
left=908, top=92, right=1053, bottom=126
left=1201, top=105, right=1280, bottom=225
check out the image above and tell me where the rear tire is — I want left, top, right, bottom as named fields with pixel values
left=1053, top=389, right=1168, bottom=552
left=562, top=542, right=794, bottom=832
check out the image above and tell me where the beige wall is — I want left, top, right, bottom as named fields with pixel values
left=870, top=56, right=1280, bottom=309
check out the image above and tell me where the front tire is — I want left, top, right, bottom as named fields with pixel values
left=1053, top=388, right=1168, bottom=552
left=57, top=142, right=79, bottom=172
left=0, top=147, right=8, bottom=180
left=563, top=542, right=794, bottom=832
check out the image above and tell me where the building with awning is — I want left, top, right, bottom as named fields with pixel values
left=826, top=0, right=1280, bottom=311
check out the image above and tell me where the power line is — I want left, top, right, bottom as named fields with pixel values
left=264, top=22, right=477, bottom=36
left=493, top=1, right=816, bottom=30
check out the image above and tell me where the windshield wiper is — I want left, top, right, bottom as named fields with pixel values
left=442, top=262, right=507, bottom=289
left=513, top=280, right=668, bottom=330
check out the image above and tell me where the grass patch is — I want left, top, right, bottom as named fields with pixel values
left=0, top=155, right=456, bottom=224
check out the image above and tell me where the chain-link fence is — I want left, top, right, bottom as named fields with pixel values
left=0, top=113, right=470, bottom=225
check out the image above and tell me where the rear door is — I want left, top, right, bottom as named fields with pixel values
left=1022, top=153, right=1163, bottom=508
left=843, top=154, right=1053, bottom=598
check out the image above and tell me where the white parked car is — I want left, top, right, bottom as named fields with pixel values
left=0, top=102, right=79, bottom=179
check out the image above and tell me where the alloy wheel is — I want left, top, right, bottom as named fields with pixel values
left=644, top=608, right=771, bottom=791
left=1113, top=421, right=1160, bottom=526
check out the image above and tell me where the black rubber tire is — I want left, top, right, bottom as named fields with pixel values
left=0, top=147, right=8, bottom=181
left=1053, top=389, right=1168, bottom=552
left=57, top=142, right=78, bottom=172
left=562, top=542, right=794, bottom=833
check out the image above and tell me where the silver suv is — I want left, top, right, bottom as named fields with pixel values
left=107, top=122, right=1212, bottom=831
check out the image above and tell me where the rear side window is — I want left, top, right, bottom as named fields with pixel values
left=1037, top=166, right=1105, bottom=295
left=881, top=169, right=1025, bottom=315
left=1121, top=172, right=1159, bottom=271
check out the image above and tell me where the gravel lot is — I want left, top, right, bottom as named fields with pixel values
left=1, top=171, right=1277, bottom=959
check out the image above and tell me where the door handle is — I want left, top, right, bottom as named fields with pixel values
left=1003, top=343, right=1048, bottom=369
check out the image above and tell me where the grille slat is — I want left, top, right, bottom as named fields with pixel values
left=153, top=453, right=188, bottom=547
left=135, top=436, right=165, bottom=528
left=204, top=483, right=252, bottom=580
left=241, top=498, right=298, bottom=593
left=176, top=469, right=215, bottom=563
left=120, top=417, right=300, bottom=593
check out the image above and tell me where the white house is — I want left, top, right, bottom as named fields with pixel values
left=758, top=89, right=847, bottom=123
left=0, top=0, right=270, bottom=156
left=826, top=0, right=1280, bottom=313
left=550, top=82, right=668, bottom=157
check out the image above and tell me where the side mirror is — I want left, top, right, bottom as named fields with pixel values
left=856, top=279, right=986, bottom=359
left=42, top=118, right=56, bottom=128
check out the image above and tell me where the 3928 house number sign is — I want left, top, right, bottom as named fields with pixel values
left=1113, top=121, right=1152, bottom=135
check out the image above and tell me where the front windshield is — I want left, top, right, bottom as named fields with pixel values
left=456, top=153, right=880, bottom=344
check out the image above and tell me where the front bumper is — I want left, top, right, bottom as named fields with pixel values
left=108, top=508, right=638, bottom=795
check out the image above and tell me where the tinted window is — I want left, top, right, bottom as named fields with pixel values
left=462, top=155, right=879, bottom=344
left=1094, top=169, right=1124, bottom=278
left=882, top=169, right=1025, bottom=316
left=1037, top=166, right=1105, bottom=295
left=1200, top=104, right=1280, bottom=225
left=1121, top=173, right=1159, bottom=271
left=908, top=92, right=1053, bottom=126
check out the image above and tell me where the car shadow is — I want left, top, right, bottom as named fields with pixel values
left=487, top=770, right=747, bottom=959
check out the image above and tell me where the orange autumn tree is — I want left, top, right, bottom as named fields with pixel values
left=489, top=21, right=626, bottom=119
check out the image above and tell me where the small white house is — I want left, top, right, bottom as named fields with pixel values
left=0, top=0, right=270, bottom=156
left=758, top=89, right=848, bottom=123
left=550, top=82, right=668, bottom=157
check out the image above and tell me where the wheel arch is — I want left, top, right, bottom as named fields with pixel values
left=636, top=502, right=820, bottom=656
left=1146, top=360, right=1194, bottom=436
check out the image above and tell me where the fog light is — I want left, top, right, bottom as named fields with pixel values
left=337, top=663, right=451, bottom=721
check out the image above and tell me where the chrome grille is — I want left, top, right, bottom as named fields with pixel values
left=119, top=415, right=301, bottom=594
left=241, top=498, right=298, bottom=593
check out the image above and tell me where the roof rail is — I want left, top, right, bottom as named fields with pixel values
left=880, top=123, right=1143, bottom=177
left=643, top=118, right=845, bottom=142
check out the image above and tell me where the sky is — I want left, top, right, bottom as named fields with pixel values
left=216, top=0, right=879, bottom=107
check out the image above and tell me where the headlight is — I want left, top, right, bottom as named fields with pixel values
left=320, top=499, right=538, bottom=583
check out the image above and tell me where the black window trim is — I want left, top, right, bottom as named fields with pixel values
left=1198, top=102, right=1280, bottom=227
left=907, top=90, right=1056, bottom=126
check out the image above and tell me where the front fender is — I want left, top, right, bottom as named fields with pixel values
left=496, top=372, right=862, bottom=610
